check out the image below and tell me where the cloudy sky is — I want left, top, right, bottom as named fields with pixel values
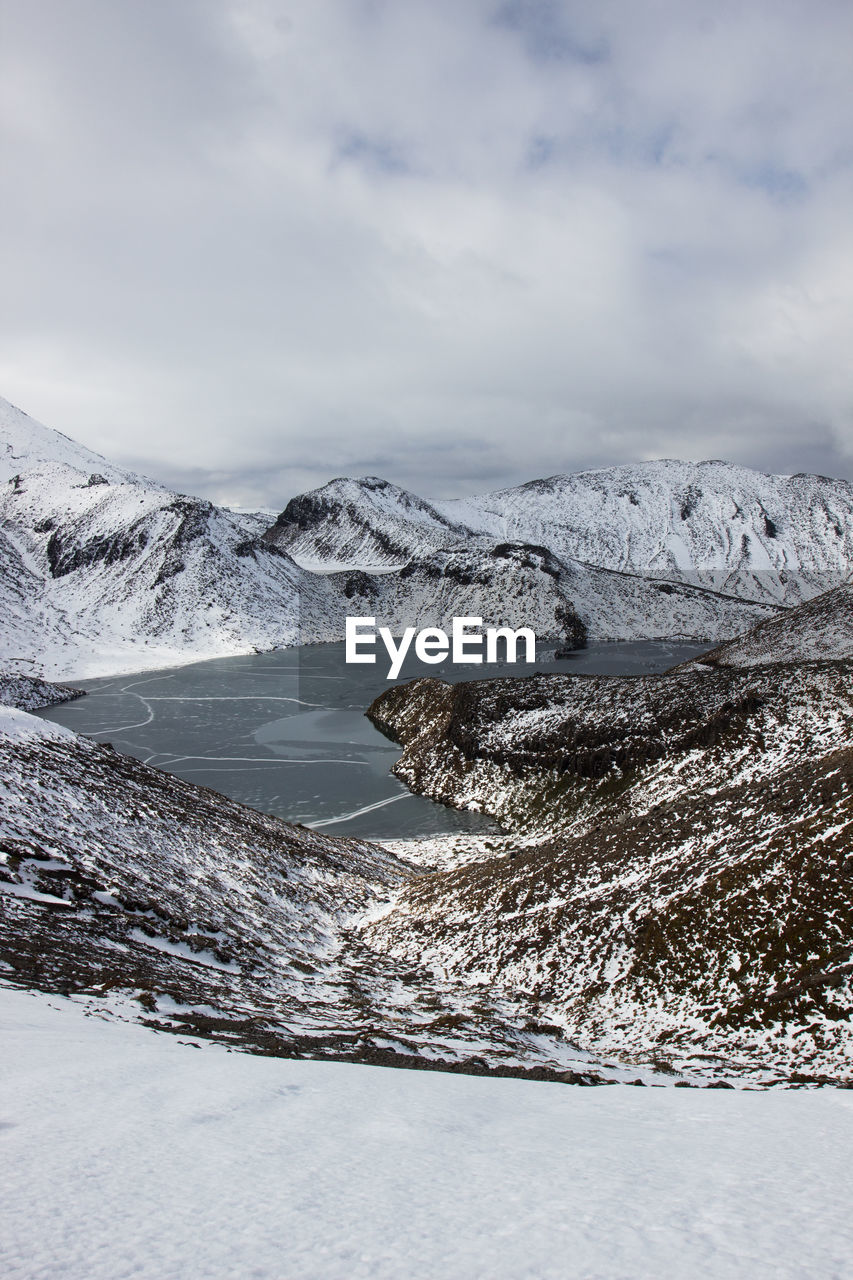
left=2, top=0, right=853, bottom=507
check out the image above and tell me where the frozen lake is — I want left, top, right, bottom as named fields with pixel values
left=36, top=640, right=708, bottom=838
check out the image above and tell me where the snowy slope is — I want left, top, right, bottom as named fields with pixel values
left=268, top=473, right=796, bottom=645
left=4, top=986, right=853, bottom=1280
left=439, top=460, right=853, bottom=604
left=697, top=579, right=853, bottom=667
left=0, top=701, right=622, bottom=1079
left=0, top=397, right=348, bottom=679
left=366, top=656, right=853, bottom=1080
left=0, top=395, right=134, bottom=484
left=0, top=523, right=72, bottom=666
left=268, top=475, right=477, bottom=570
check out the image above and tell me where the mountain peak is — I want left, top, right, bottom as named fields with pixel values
left=0, top=396, right=128, bottom=486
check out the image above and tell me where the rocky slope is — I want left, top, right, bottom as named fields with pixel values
left=697, top=580, right=853, bottom=668
left=0, top=669, right=83, bottom=711
left=365, top=707, right=853, bottom=1083
left=363, top=593, right=853, bottom=1081
left=268, top=476, right=473, bottom=569
left=368, top=656, right=850, bottom=830
left=0, top=685, right=632, bottom=1082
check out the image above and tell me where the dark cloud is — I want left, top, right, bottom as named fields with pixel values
left=1, top=0, right=852, bottom=507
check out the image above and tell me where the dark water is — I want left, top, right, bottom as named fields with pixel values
left=36, top=640, right=708, bottom=838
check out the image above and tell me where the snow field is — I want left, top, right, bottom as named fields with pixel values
left=2, top=987, right=853, bottom=1280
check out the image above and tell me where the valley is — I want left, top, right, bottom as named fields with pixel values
left=1, top=394, right=852, bottom=1089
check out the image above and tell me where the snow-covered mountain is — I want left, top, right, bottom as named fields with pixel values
left=441, top=462, right=853, bottom=604
left=0, top=397, right=131, bottom=481
left=2, top=392, right=851, bottom=681
left=272, top=463, right=853, bottom=607
left=268, top=476, right=475, bottom=570
left=0, top=397, right=348, bottom=678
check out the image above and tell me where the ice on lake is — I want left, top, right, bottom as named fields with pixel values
left=36, top=639, right=708, bottom=838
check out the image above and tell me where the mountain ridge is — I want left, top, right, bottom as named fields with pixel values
left=274, top=461, right=853, bottom=608
left=2, top=392, right=851, bottom=680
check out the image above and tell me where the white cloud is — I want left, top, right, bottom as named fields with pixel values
left=2, top=0, right=853, bottom=506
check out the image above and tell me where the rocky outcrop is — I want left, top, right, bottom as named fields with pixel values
left=372, top=667, right=766, bottom=780
left=266, top=476, right=475, bottom=568
left=0, top=671, right=83, bottom=711
left=364, top=623, right=853, bottom=1080
left=367, top=660, right=791, bottom=829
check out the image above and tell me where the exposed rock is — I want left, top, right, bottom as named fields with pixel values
left=364, top=612, right=853, bottom=1081
left=0, top=706, right=623, bottom=1082
left=0, top=671, right=83, bottom=711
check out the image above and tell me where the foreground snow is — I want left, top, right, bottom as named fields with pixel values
left=2, top=987, right=853, bottom=1280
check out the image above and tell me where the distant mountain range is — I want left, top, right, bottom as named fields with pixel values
left=2, top=393, right=852, bottom=678
left=271, top=464, right=853, bottom=604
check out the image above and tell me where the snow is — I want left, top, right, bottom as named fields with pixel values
left=437, top=460, right=853, bottom=599
left=0, top=703, right=76, bottom=744
left=366, top=660, right=853, bottom=1080
left=0, top=396, right=136, bottom=485
left=127, top=927, right=242, bottom=972
left=701, top=580, right=853, bottom=667
left=0, top=395, right=347, bottom=681
left=2, top=986, right=853, bottom=1280
left=5, top=393, right=853, bottom=683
